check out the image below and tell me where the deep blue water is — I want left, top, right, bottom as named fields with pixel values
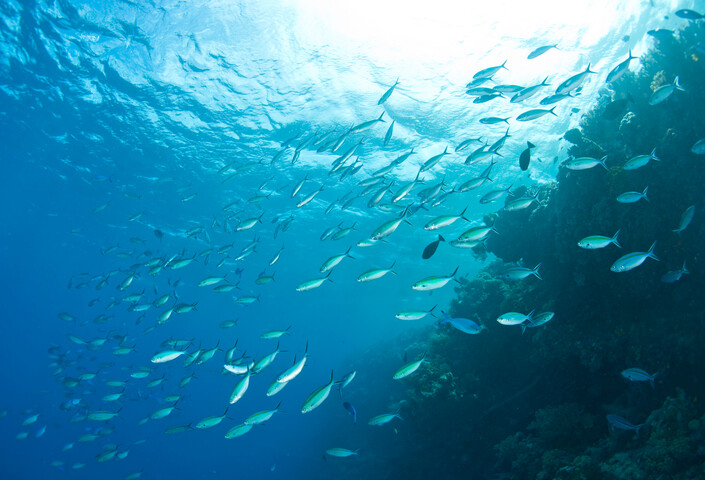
left=2, top=1, right=705, bottom=479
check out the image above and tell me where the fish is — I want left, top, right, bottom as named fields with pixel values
left=440, top=311, right=483, bottom=334
left=368, top=412, right=403, bottom=426
left=325, top=448, right=359, bottom=458
left=261, top=326, right=291, bottom=340
left=521, top=311, right=555, bottom=334
left=455, top=137, right=483, bottom=152
left=616, top=186, right=649, bottom=204
left=343, top=402, right=357, bottom=424
left=412, top=266, right=459, bottom=291
left=251, top=342, right=282, bottom=374
left=661, top=261, right=689, bottom=283
left=393, top=355, right=425, bottom=379
left=577, top=230, right=621, bottom=249
left=335, top=371, right=356, bottom=394
left=610, top=241, right=659, bottom=272
left=480, top=185, right=512, bottom=204
left=296, top=272, right=333, bottom=292
left=623, top=148, right=660, bottom=170
left=563, top=155, right=608, bottom=170
left=473, top=92, right=503, bottom=103
left=350, top=112, right=385, bottom=134
left=87, top=410, right=121, bottom=421
left=357, top=261, right=397, bottom=282
left=422, top=235, right=445, bottom=259
left=224, top=423, right=253, bottom=439
left=424, top=206, right=469, bottom=230
left=302, top=371, right=335, bottom=413
left=504, top=192, right=540, bottom=212
left=396, top=305, right=437, bottom=321
left=516, top=107, right=557, bottom=121
left=384, top=120, right=395, bottom=146
left=497, top=311, right=534, bottom=326
left=457, top=224, right=497, bottom=243
left=527, top=44, right=557, bottom=59
left=151, top=350, right=187, bottom=364
left=675, top=9, right=703, bottom=20
left=378, top=78, right=399, bottom=105
left=370, top=215, right=411, bottom=240
left=649, top=76, right=685, bottom=105
left=243, top=402, right=281, bottom=425
left=621, top=368, right=657, bottom=388
left=673, top=205, right=695, bottom=234
left=276, top=342, right=309, bottom=383
left=510, top=77, right=550, bottom=103
left=501, top=263, right=542, bottom=280
left=606, top=414, right=644, bottom=437
left=606, top=51, right=637, bottom=83
left=479, top=116, right=510, bottom=125
left=472, top=60, right=508, bottom=79
left=266, top=379, right=289, bottom=396
left=539, top=93, right=573, bottom=105
left=519, top=141, right=535, bottom=171
left=419, top=147, right=449, bottom=173
left=691, top=138, right=705, bottom=154
left=320, top=247, right=355, bottom=273
left=555, top=64, right=596, bottom=95
left=229, top=368, right=251, bottom=404
left=150, top=406, right=176, bottom=420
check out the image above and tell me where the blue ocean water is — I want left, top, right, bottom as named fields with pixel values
left=2, top=1, right=705, bottom=479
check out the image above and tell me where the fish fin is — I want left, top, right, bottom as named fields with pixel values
left=647, top=241, right=659, bottom=261
left=612, top=229, right=622, bottom=248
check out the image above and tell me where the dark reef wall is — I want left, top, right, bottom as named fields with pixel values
left=397, top=22, right=705, bottom=480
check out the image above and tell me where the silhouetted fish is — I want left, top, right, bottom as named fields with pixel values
left=519, top=141, right=535, bottom=171
left=422, top=235, right=445, bottom=259
left=343, top=402, right=357, bottom=424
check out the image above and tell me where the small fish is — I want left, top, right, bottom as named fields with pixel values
left=195, top=409, right=229, bottom=429
left=357, top=261, right=397, bottom=282
left=510, top=77, right=550, bottom=103
left=472, top=60, right=508, bottom=79
left=479, top=116, right=510, bottom=125
left=326, top=448, right=359, bottom=458
left=368, top=412, right=403, bottom=426
left=419, top=147, right=449, bottom=173
left=606, top=51, right=638, bottom=83
left=616, top=186, right=649, bottom=204
left=497, top=310, right=534, bottom=326
left=151, top=350, right=187, bottom=364
left=606, top=414, right=644, bottom=437
left=424, top=206, right=469, bottom=230
left=302, top=371, right=335, bottom=413
left=521, top=311, right=555, bottom=334
left=673, top=205, right=695, bottom=234
left=422, top=235, right=445, bottom=259
left=563, top=155, right=608, bottom=171
left=519, top=141, right=535, bottom=171
left=412, top=266, right=459, bottom=291
left=647, top=29, right=674, bottom=40
left=440, top=311, right=483, bottom=334
left=378, top=78, right=399, bottom=105
left=480, top=185, right=512, bottom=204
left=243, top=402, right=281, bottom=425
left=384, top=120, right=395, bottom=146
left=661, top=261, right=689, bottom=283
left=296, top=272, right=333, bottom=292
left=224, top=423, right=253, bottom=439
left=555, top=64, right=596, bottom=95
left=395, top=305, right=436, bottom=321
left=623, top=148, right=660, bottom=170
left=621, top=368, right=657, bottom=388
left=350, top=112, right=385, bottom=134
left=516, top=107, right=557, bottom=121
left=578, top=230, right=621, bottom=249
left=393, top=355, right=425, bottom=379
left=501, top=263, right=542, bottom=280
left=649, top=76, right=685, bottom=105
left=343, top=402, right=357, bottom=424
left=527, top=44, right=557, bottom=59
left=610, top=241, right=659, bottom=272
left=320, top=247, right=355, bottom=273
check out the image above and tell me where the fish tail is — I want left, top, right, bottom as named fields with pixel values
left=674, top=76, right=685, bottom=91
left=532, top=263, right=543, bottom=280
left=599, top=155, right=609, bottom=170
left=612, top=229, right=622, bottom=248
left=648, top=241, right=659, bottom=261
left=642, top=186, right=649, bottom=202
